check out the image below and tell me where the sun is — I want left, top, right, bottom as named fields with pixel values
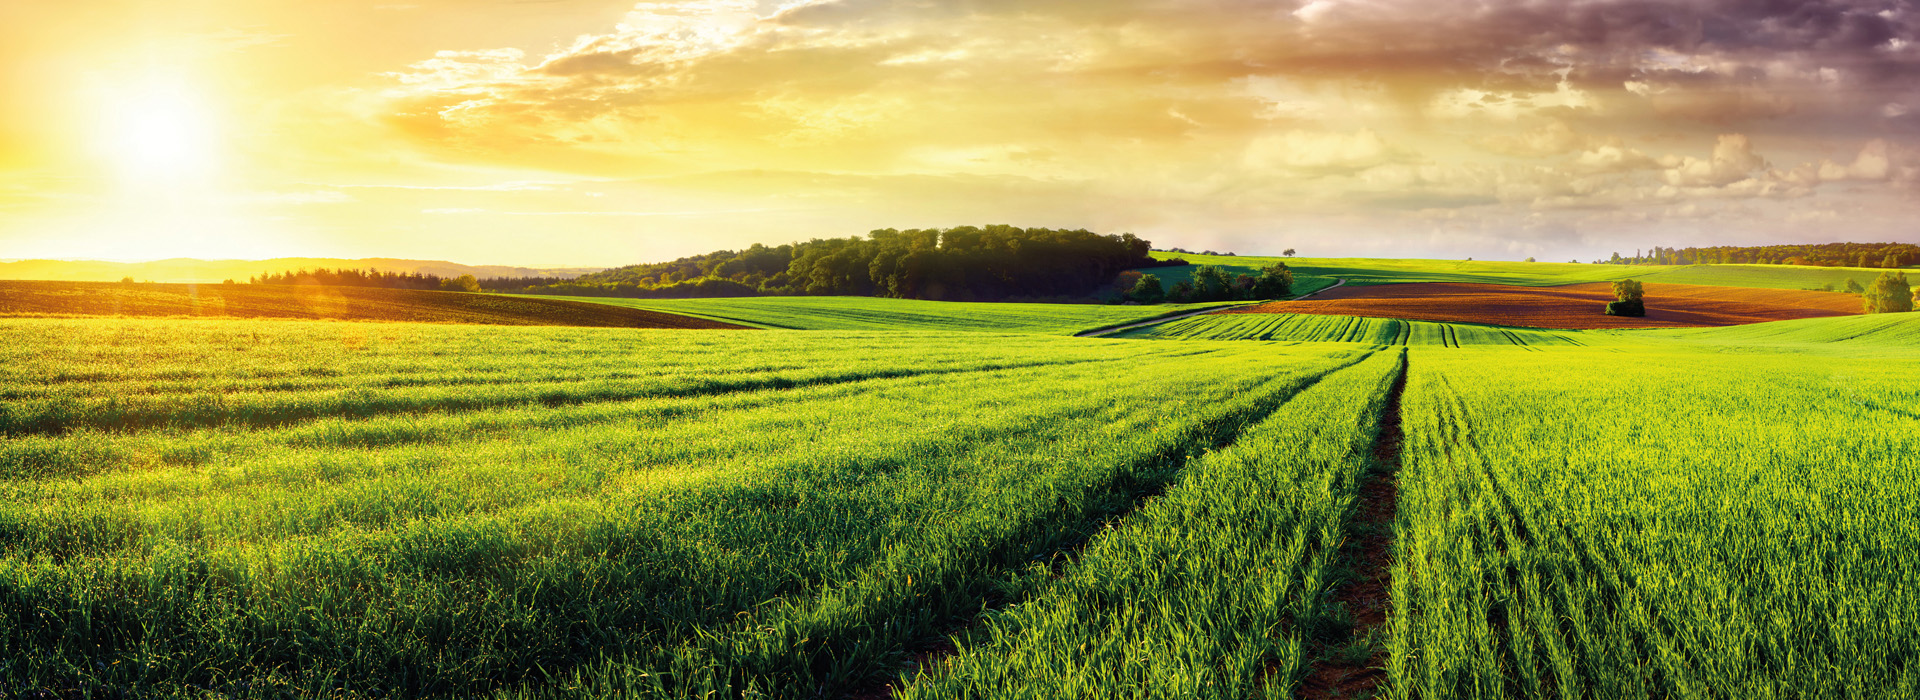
left=95, top=75, right=221, bottom=183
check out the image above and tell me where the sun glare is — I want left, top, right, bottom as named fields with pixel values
left=95, top=75, right=221, bottom=183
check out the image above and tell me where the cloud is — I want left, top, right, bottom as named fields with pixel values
left=1660, top=134, right=1769, bottom=187
left=1243, top=128, right=1400, bottom=175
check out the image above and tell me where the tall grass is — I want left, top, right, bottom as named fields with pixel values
left=0, top=318, right=1367, bottom=698
left=1389, top=346, right=1920, bottom=699
left=897, top=350, right=1406, bottom=699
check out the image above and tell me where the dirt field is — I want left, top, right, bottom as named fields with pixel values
left=1218, top=282, right=1861, bottom=329
left=0, top=281, right=751, bottom=329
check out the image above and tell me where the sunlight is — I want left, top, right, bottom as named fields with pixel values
left=94, top=74, right=221, bottom=183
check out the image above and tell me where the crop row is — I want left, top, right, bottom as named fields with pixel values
left=1391, top=346, right=1920, bottom=699
left=1123, top=313, right=1585, bottom=347
left=0, top=318, right=1380, bottom=698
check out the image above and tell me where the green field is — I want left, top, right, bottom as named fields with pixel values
left=1152, top=253, right=1904, bottom=292
left=2, top=307, right=1916, bottom=698
left=1392, top=346, right=1920, bottom=698
left=1118, top=312, right=1588, bottom=347
left=544, top=295, right=1245, bottom=334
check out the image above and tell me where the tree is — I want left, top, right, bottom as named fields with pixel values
left=1283, top=248, right=1296, bottom=257
left=1844, top=278, right=1864, bottom=294
left=1886, top=253, right=1903, bottom=269
left=1129, top=274, right=1165, bottom=304
left=441, top=274, right=481, bottom=293
left=1189, top=265, right=1234, bottom=302
left=1863, top=271, right=1913, bottom=314
left=1525, top=256, right=1536, bottom=263
left=1169, top=280, right=1195, bottom=303
left=1606, top=278, right=1645, bottom=317
left=1859, top=252, right=1873, bottom=268
left=1252, top=263, right=1294, bottom=299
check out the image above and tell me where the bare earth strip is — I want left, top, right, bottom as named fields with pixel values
left=1219, top=281, right=1861, bottom=330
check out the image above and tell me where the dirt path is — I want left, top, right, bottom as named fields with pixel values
left=1293, top=278, right=1348, bottom=300
left=1298, top=351, right=1405, bottom=699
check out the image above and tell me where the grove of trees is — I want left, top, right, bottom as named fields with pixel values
left=522, top=226, right=1173, bottom=302
left=1134, top=263, right=1294, bottom=304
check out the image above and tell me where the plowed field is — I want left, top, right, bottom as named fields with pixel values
left=1218, top=282, right=1860, bottom=329
left=0, top=280, right=748, bottom=329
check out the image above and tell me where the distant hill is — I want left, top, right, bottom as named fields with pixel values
left=0, top=281, right=745, bottom=329
left=0, top=258, right=604, bottom=284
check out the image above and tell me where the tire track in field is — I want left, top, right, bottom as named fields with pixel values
left=1298, top=349, right=1407, bottom=700
left=840, top=350, right=1386, bottom=700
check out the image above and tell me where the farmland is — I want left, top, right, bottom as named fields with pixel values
left=1220, top=281, right=1860, bottom=329
left=1151, top=253, right=1907, bottom=293
left=1118, top=312, right=1588, bottom=347
left=0, top=317, right=1382, bottom=697
left=1391, top=345, right=1920, bottom=698
left=0, top=280, right=741, bottom=329
left=543, top=295, right=1245, bottom=334
left=1, top=292, right=1916, bottom=698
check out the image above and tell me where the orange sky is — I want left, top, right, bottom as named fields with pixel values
left=1, top=0, right=1916, bottom=266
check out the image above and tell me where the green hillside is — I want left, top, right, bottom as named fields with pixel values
left=1118, top=312, right=1586, bottom=347
left=553, top=295, right=1244, bottom=334
left=1148, top=253, right=1909, bottom=292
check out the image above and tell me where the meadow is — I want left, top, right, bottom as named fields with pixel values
left=2, top=302, right=1916, bottom=698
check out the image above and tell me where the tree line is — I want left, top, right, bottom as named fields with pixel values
left=249, top=268, right=568, bottom=292
left=1600, top=243, right=1919, bottom=268
left=1117, top=263, right=1295, bottom=304
left=518, top=226, right=1178, bottom=302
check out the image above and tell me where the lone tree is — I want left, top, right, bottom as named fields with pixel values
left=1283, top=248, right=1297, bottom=257
left=1844, top=278, right=1865, bottom=294
left=1863, top=271, right=1913, bottom=314
left=1128, top=274, right=1166, bottom=304
left=1606, top=278, right=1646, bottom=317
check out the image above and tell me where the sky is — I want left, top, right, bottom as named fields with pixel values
left=1, top=0, right=1917, bottom=266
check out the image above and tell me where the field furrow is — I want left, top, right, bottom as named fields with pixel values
left=890, top=350, right=1404, bottom=700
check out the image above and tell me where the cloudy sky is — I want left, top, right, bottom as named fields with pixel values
left=2, top=0, right=1916, bottom=265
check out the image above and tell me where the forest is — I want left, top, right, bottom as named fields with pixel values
left=1603, top=242, right=1919, bottom=267
left=519, top=226, right=1176, bottom=301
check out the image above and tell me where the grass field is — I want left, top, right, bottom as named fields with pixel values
left=0, top=317, right=1379, bottom=698
left=0, top=281, right=740, bottom=329
left=3, top=304, right=1916, bottom=698
left=543, top=295, right=1245, bottom=334
left=1118, top=313, right=1587, bottom=347
left=1151, top=253, right=1905, bottom=293
left=1391, top=345, right=1920, bottom=698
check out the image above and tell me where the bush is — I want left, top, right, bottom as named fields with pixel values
left=1128, top=274, right=1165, bottom=304
left=1863, top=271, right=1913, bottom=314
left=1605, top=300, right=1646, bottom=317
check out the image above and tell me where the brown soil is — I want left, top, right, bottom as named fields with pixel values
left=0, top=281, right=749, bottom=329
left=1297, top=355, right=1405, bottom=700
left=1220, top=282, right=1859, bottom=330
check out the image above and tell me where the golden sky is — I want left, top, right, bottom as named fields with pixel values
left=2, top=0, right=1916, bottom=265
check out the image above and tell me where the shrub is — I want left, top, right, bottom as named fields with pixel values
left=1605, top=300, right=1646, bottom=317
left=1128, top=274, right=1165, bottom=304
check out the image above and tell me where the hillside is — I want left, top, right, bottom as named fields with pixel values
left=553, top=295, right=1245, bottom=334
left=0, top=258, right=602, bottom=284
left=0, top=281, right=744, bottom=329
left=1146, top=253, right=1911, bottom=292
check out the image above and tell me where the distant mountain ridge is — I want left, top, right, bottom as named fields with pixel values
left=0, top=258, right=604, bottom=284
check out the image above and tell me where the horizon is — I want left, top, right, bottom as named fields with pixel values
left=3, top=1, right=1918, bottom=263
